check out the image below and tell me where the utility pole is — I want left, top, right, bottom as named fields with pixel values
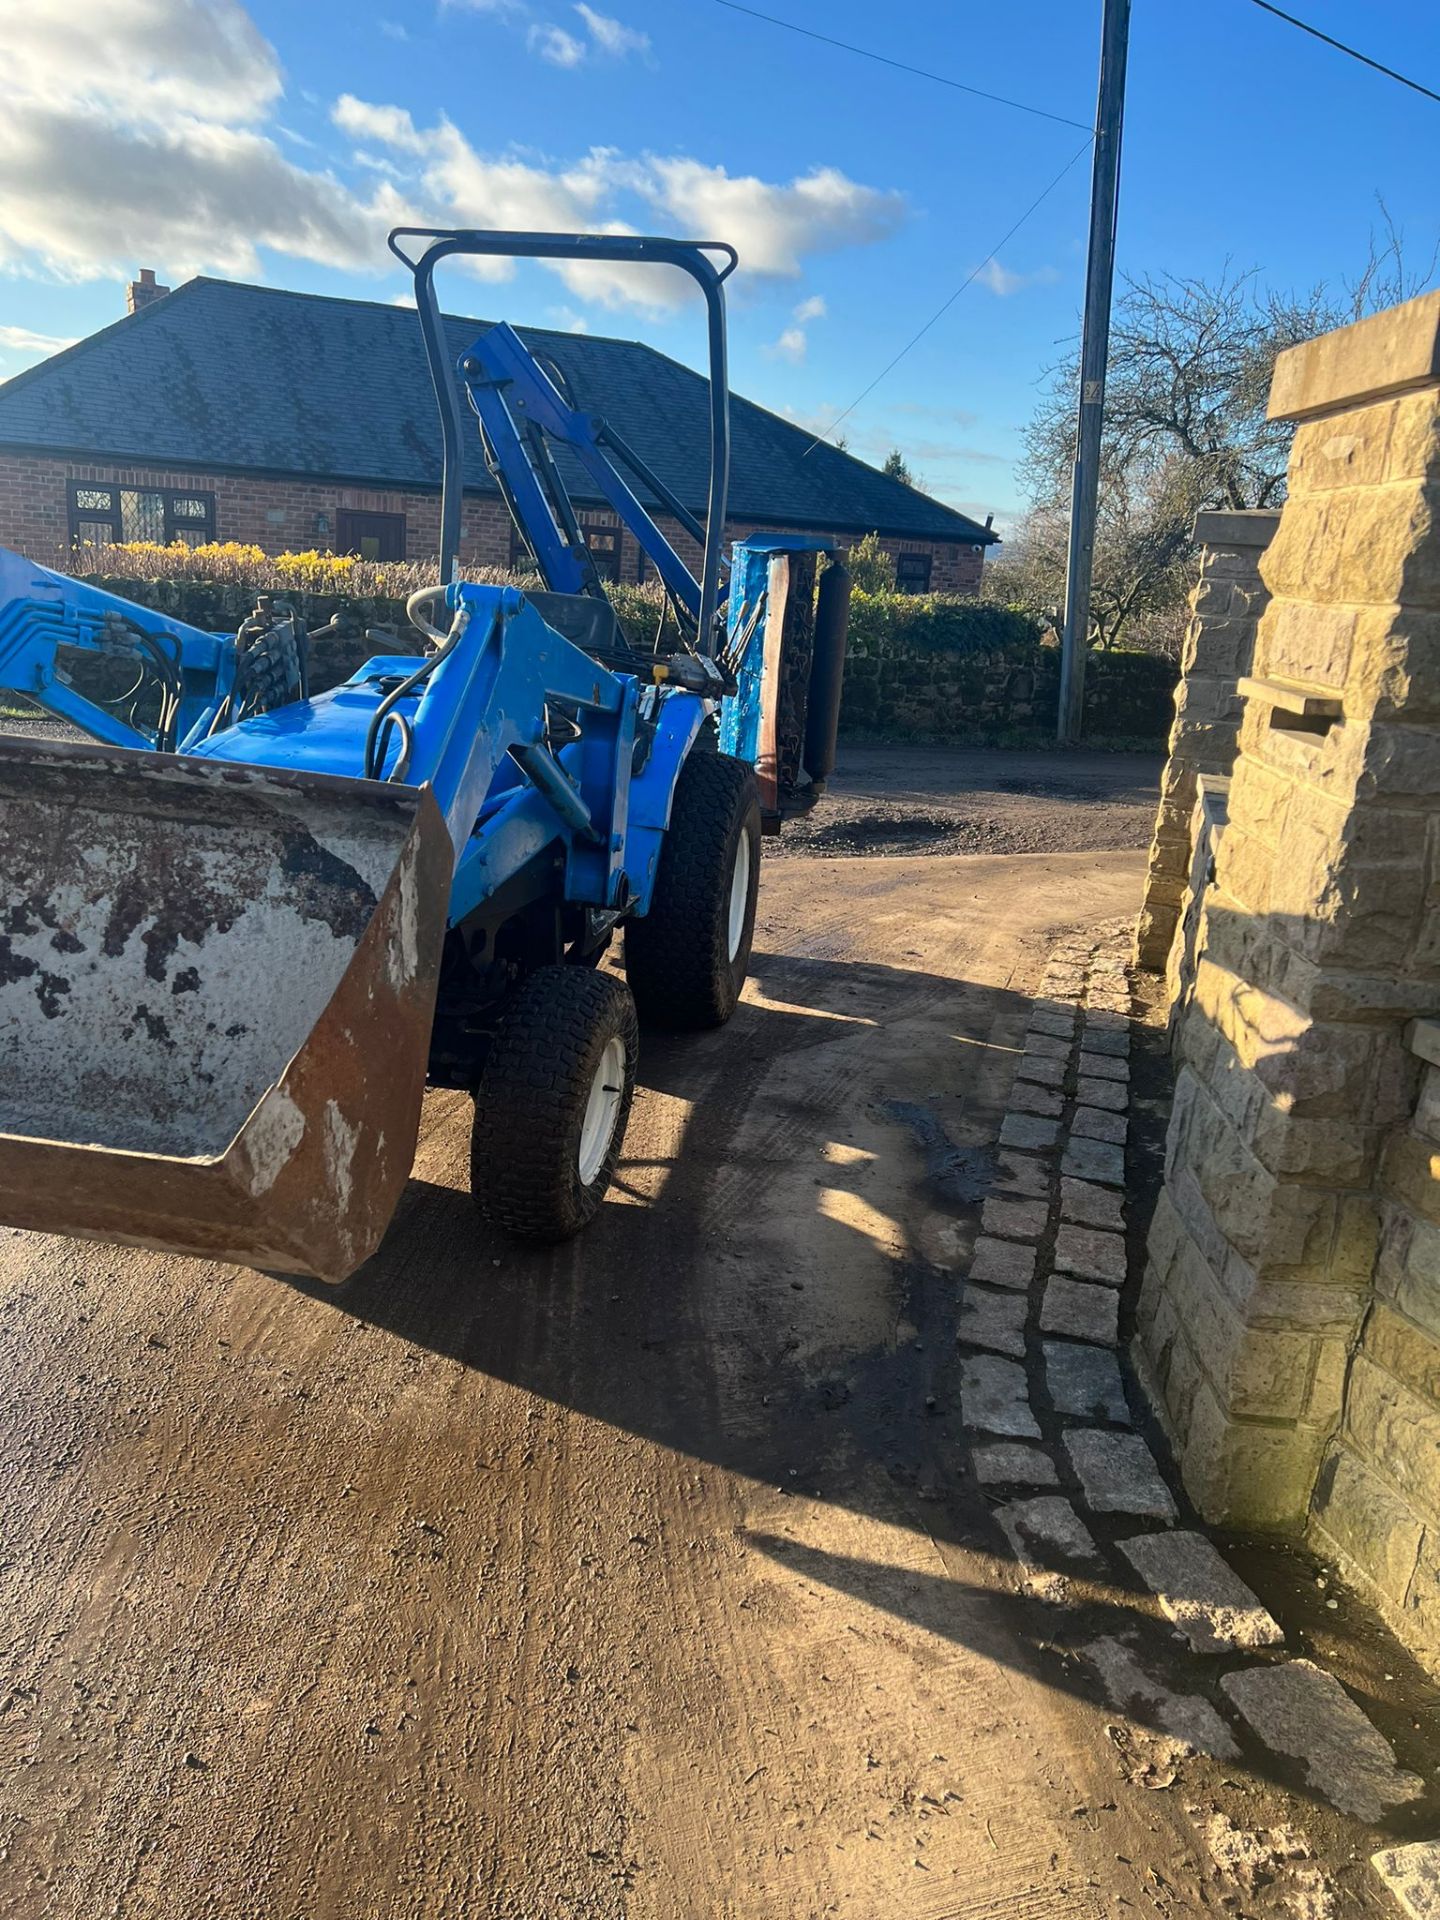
left=1057, top=0, right=1131, bottom=744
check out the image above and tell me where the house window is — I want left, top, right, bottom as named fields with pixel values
left=335, top=508, right=405, bottom=562
left=68, top=483, right=216, bottom=548
left=894, top=551, right=932, bottom=594
left=169, top=496, right=213, bottom=547
left=508, top=522, right=537, bottom=573
left=580, top=523, right=621, bottom=583
left=504, top=522, right=622, bottom=580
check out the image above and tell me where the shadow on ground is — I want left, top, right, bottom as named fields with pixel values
left=290, top=935, right=1439, bottom=1839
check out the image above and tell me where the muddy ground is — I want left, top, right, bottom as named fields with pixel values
left=0, top=749, right=1429, bottom=1918
left=772, top=744, right=1163, bottom=860
left=0, top=847, right=1153, bottom=1920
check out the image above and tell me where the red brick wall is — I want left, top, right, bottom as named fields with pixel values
left=0, top=452, right=511, bottom=564
left=0, top=451, right=987, bottom=591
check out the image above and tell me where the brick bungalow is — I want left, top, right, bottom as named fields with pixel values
left=0, top=273, right=996, bottom=592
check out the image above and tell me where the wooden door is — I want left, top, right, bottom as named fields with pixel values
left=336, top=509, right=406, bottom=562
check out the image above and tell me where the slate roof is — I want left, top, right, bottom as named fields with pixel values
left=0, top=277, right=994, bottom=546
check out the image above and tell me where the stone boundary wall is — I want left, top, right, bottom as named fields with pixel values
left=1135, top=510, right=1278, bottom=972
left=1163, top=773, right=1231, bottom=1037
left=1310, top=1020, right=1440, bottom=1666
left=839, top=631, right=1177, bottom=746
left=1136, top=288, right=1440, bottom=1544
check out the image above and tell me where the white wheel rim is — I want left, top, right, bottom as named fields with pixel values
left=726, top=831, right=751, bottom=964
left=578, top=1035, right=626, bottom=1187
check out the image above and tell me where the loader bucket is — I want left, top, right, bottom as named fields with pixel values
left=0, top=737, right=453, bottom=1283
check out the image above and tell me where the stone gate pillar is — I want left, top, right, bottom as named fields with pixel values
left=1135, top=509, right=1279, bottom=973
left=1137, top=290, right=1440, bottom=1528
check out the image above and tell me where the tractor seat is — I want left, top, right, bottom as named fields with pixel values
left=525, top=590, right=635, bottom=666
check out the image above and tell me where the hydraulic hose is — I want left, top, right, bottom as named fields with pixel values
left=362, top=591, right=470, bottom=781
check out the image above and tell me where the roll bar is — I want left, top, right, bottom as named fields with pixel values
left=387, top=228, right=738, bottom=651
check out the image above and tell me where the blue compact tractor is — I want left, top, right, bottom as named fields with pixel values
left=0, top=230, right=849, bottom=1281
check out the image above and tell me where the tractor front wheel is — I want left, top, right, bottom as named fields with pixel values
left=625, top=749, right=761, bottom=1029
left=470, top=966, right=639, bottom=1241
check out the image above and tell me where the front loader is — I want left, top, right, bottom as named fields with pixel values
left=0, top=229, right=850, bottom=1283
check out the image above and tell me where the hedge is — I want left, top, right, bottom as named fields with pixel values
left=48, top=560, right=1176, bottom=749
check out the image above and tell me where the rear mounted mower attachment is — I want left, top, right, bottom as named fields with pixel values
left=0, top=738, right=452, bottom=1283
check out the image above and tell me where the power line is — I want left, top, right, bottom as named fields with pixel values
left=801, top=135, right=1095, bottom=458
left=1248, top=0, right=1440, bottom=107
left=709, top=0, right=1094, bottom=133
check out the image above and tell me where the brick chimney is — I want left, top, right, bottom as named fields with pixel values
left=125, top=269, right=170, bottom=315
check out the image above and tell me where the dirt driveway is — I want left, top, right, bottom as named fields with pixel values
left=6, top=727, right=1422, bottom=1919
left=0, top=840, right=1186, bottom=1920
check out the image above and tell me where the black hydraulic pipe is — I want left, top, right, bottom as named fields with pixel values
left=803, top=561, right=851, bottom=788
left=595, top=422, right=709, bottom=550
left=472, top=412, right=537, bottom=574
left=525, top=420, right=607, bottom=600
left=388, top=228, right=736, bottom=653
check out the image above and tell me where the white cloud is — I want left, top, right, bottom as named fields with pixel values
left=764, top=326, right=807, bottom=364
left=351, top=150, right=406, bottom=179
left=764, top=293, right=826, bottom=362
left=529, top=23, right=587, bottom=65
left=976, top=258, right=1022, bottom=297
left=0, top=323, right=76, bottom=355
left=339, top=107, right=905, bottom=311
left=638, top=160, right=903, bottom=278
left=975, top=256, right=1059, bottom=297
left=0, top=0, right=399, bottom=281
left=0, top=103, right=400, bottom=282
left=8, top=0, right=281, bottom=125
left=574, top=5, right=650, bottom=58
left=0, top=0, right=904, bottom=316
left=379, top=19, right=409, bottom=39
left=525, top=7, right=650, bottom=68
left=332, top=95, right=431, bottom=155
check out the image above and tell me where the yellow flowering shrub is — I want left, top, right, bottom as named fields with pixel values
left=52, top=537, right=519, bottom=603
left=272, top=549, right=362, bottom=590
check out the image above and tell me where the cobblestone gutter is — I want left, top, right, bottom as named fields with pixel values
left=961, top=924, right=1440, bottom=1916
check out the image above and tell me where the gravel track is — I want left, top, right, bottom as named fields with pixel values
left=772, top=743, right=1163, bottom=859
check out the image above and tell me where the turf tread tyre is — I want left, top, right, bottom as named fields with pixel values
left=625, top=750, right=760, bottom=1030
left=470, top=966, right=638, bottom=1241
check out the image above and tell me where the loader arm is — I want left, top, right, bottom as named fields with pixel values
left=458, top=322, right=713, bottom=629
left=0, top=547, right=237, bottom=748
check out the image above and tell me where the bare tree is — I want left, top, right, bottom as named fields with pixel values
left=987, top=454, right=1198, bottom=653
left=1344, top=199, right=1440, bottom=320
left=1007, top=219, right=1438, bottom=651
left=1028, top=264, right=1335, bottom=519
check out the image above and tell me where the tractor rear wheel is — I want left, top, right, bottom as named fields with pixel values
left=470, top=965, right=639, bottom=1241
left=625, top=749, right=761, bottom=1029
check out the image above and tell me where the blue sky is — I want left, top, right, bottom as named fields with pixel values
left=4, top=0, right=1439, bottom=531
